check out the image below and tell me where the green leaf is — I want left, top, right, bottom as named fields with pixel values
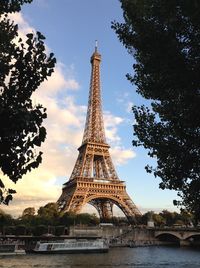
left=4, top=194, right=13, bottom=205
left=37, top=31, right=45, bottom=40
left=8, top=189, right=17, bottom=194
left=26, top=33, right=33, bottom=39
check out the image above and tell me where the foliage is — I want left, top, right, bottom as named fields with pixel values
left=141, top=210, right=193, bottom=227
left=0, top=0, right=56, bottom=204
left=0, top=209, right=13, bottom=227
left=180, top=209, right=194, bottom=225
left=0, top=205, right=100, bottom=235
left=0, top=0, right=33, bottom=13
left=37, top=203, right=60, bottom=225
left=141, top=211, right=165, bottom=227
left=22, top=207, right=35, bottom=217
left=153, top=214, right=166, bottom=227
left=54, top=225, right=66, bottom=236
left=32, top=225, right=48, bottom=236
left=0, top=207, right=197, bottom=236
left=159, top=210, right=178, bottom=226
left=76, top=213, right=99, bottom=226
left=14, top=224, right=26, bottom=235
left=59, top=211, right=76, bottom=227
left=112, top=0, right=200, bottom=220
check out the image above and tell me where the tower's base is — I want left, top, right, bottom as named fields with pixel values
left=57, top=177, right=141, bottom=223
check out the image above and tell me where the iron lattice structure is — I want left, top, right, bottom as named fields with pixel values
left=57, top=46, right=141, bottom=222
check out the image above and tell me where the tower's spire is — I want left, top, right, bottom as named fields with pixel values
left=95, top=40, right=98, bottom=52
left=82, top=45, right=106, bottom=144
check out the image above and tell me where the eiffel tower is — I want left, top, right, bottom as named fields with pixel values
left=57, top=44, right=141, bottom=223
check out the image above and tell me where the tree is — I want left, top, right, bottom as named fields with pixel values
left=37, top=203, right=60, bottom=225
left=76, top=213, right=99, bottom=226
left=0, top=0, right=56, bottom=204
left=21, top=207, right=36, bottom=226
left=59, top=211, right=76, bottom=227
left=32, top=225, right=48, bottom=236
left=159, top=210, right=176, bottom=226
left=22, top=207, right=35, bottom=217
left=112, top=0, right=200, bottom=220
left=14, top=224, right=26, bottom=235
left=141, top=211, right=154, bottom=225
left=153, top=214, right=165, bottom=227
left=141, top=211, right=166, bottom=226
left=180, top=209, right=194, bottom=226
left=0, top=209, right=13, bottom=226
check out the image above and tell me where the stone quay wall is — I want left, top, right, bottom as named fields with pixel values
left=69, top=226, right=161, bottom=247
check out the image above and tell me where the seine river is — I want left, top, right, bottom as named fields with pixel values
left=0, top=247, right=200, bottom=268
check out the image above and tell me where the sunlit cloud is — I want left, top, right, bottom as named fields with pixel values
left=37, top=64, right=80, bottom=97
left=110, top=147, right=136, bottom=166
left=104, top=111, right=123, bottom=144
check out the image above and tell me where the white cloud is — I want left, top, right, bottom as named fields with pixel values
left=37, top=64, right=79, bottom=98
left=104, top=111, right=123, bottom=144
left=110, top=147, right=136, bottom=166
left=1, top=12, right=136, bottom=217
left=104, top=111, right=124, bottom=126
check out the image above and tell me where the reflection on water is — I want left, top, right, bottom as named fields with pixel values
left=0, top=247, right=200, bottom=268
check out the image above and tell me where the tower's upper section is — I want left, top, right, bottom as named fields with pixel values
left=81, top=44, right=107, bottom=145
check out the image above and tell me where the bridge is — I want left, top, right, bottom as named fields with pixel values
left=102, top=226, right=200, bottom=247
left=154, top=227, right=200, bottom=246
left=69, top=226, right=200, bottom=247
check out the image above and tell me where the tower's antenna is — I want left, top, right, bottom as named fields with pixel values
left=95, top=40, right=98, bottom=52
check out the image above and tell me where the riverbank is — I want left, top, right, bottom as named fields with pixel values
left=1, top=225, right=200, bottom=250
left=70, top=225, right=200, bottom=248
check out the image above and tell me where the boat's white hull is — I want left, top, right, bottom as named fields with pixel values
left=33, top=239, right=109, bottom=254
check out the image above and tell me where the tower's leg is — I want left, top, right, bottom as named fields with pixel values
left=89, top=199, right=113, bottom=222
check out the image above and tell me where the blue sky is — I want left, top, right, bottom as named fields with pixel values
left=3, top=0, right=179, bottom=216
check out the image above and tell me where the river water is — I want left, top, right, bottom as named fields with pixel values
left=0, top=247, right=200, bottom=268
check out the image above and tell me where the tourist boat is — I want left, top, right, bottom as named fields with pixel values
left=33, top=238, right=109, bottom=254
left=0, top=243, right=26, bottom=256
